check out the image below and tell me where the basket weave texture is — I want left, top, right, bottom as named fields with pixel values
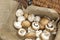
left=33, top=0, right=60, bottom=14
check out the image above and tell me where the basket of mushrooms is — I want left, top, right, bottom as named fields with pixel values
left=14, top=5, right=59, bottom=40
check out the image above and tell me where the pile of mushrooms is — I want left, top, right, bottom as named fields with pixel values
left=14, top=9, right=57, bottom=40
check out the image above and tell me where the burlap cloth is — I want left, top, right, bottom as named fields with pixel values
left=0, top=0, right=60, bottom=40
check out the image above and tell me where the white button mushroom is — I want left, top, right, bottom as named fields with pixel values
left=28, top=14, right=35, bottom=22
left=25, top=38, right=32, bottom=40
left=18, top=28, right=26, bottom=36
left=36, top=30, right=42, bottom=37
left=17, top=16, right=25, bottom=22
left=16, top=9, right=24, bottom=17
left=48, top=20, right=54, bottom=27
left=14, top=21, right=22, bottom=29
left=36, top=37, right=41, bottom=40
left=45, top=21, right=55, bottom=32
left=41, top=30, right=50, bottom=40
left=45, top=20, right=54, bottom=32
left=34, top=16, right=40, bottom=22
left=45, top=25, right=54, bottom=32
left=32, top=22, right=40, bottom=30
left=28, top=27, right=35, bottom=33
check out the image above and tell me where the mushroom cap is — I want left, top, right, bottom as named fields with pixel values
left=22, top=20, right=31, bottom=27
left=45, top=20, right=55, bottom=32
left=34, top=16, right=40, bottom=22
left=18, top=28, right=26, bottom=36
left=36, top=30, right=42, bottom=37
left=45, top=25, right=54, bottom=32
left=25, top=38, right=32, bottom=40
left=40, top=17, right=50, bottom=26
left=36, top=37, right=41, bottom=40
left=39, top=25, right=45, bottom=30
left=28, top=14, right=35, bottom=22
left=48, top=20, right=54, bottom=27
left=14, top=21, right=22, bottom=29
left=17, top=16, right=25, bottom=22
left=32, top=22, right=40, bottom=30
left=25, top=32, right=36, bottom=38
left=28, top=27, right=35, bottom=33
left=16, top=9, right=24, bottom=17
left=24, top=13, right=29, bottom=19
left=41, top=30, right=50, bottom=40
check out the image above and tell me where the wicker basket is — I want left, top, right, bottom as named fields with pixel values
left=0, top=0, right=60, bottom=40
left=17, top=0, right=60, bottom=14
left=33, top=0, right=60, bottom=14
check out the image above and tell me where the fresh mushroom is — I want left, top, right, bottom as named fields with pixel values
left=16, top=9, right=24, bottom=17
left=36, top=30, right=42, bottom=37
left=28, top=14, right=35, bottom=22
left=32, top=22, right=40, bottom=30
left=17, top=16, right=25, bottom=22
left=24, top=13, right=29, bottom=19
left=41, top=30, right=50, bottom=40
left=39, top=25, right=45, bottom=30
left=45, top=20, right=54, bottom=32
left=22, top=20, right=31, bottom=28
left=34, top=16, right=41, bottom=22
left=40, top=17, right=50, bottom=26
left=25, top=38, right=33, bottom=40
left=28, top=27, right=35, bottom=33
left=36, top=37, right=41, bottom=40
left=14, top=21, right=22, bottom=29
left=18, top=28, right=26, bottom=36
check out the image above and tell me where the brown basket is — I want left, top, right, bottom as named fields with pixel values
left=0, top=0, right=60, bottom=40
left=17, top=0, right=60, bottom=14
left=33, top=0, right=60, bottom=14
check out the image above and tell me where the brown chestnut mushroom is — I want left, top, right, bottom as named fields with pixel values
left=22, top=20, right=31, bottom=28
left=39, top=25, right=45, bottom=30
left=40, top=17, right=50, bottom=26
left=24, top=13, right=29, bottom=19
